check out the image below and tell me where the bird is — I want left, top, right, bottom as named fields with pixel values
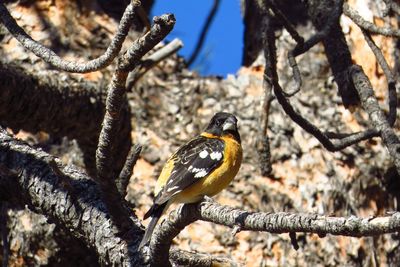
left=139, top=112, right=242, bottom=249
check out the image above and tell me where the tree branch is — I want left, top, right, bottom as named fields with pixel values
left=0, top=128, right=144, bottom=266
left=169, top=248, right=240, bottom=267
left=126, top=38, right=184, bottom=90
left=116, top=144, right=142, bottom=198
left=360, top=29, right=397, bottom=126
left=257, top=13, right=276, bottom=175
left=350, top=65, right=400, bottom=173
left=0, top=63, right=131, bottom=177
left=343, top=3, right=400, bottom=37
left=260, top=8, right=378, bottom=152
left=0, top=1, right=141, bottom=73
left=95, top=13, right=175, bottom=233
left=187, top=0, right=220, bottom=67
left=150, top=200, right=400, bottom=265
left=306, top=0, right=360, bottom=107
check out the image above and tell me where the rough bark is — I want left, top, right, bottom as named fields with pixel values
left=0, top=62, right=131, bottom=177
left=0, top=128, right=143, bottom=266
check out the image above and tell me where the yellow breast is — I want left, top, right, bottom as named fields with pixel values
left=174, top=133, right=242, bottom=203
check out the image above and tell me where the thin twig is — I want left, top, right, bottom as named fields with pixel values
left=0, top=1, right=140, bottom=73
left=273, top=73, right=378, bottom=151
left=119, top=14, right=176, bottom=71
left=126, top=38, right=183, bottom=90
left=289, top=232, right=299, bottom=250
left=187, top=0, right=220, bottom=66
left=343, top=3, right=400, bottom=37
left=325, top=129, right=378, bottom=140
left=361, top=29, right=397, bottom=126
left=116, top=144, right=142, bottom=197
left=257, top=21, right=276, bottom=176
left=261, top=21, right=378, bottom=152
left=285, top=0, right=342, bottom=97
left=266, top=0, right=304, bottom=45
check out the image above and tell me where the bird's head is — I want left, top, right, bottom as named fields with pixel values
left=204, top=112, right=241, bottom=143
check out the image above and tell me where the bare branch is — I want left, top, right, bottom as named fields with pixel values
left=343, top=3, right=400, bottom=37
left=304, top=0, right=360, bottom=107
left=150, top=200, right=400, bottom=264
left=116, top=144, right=142, bottom=198
left=140, top=38, right=183, bottom=71
left=260, top=17, right=377, bottom=152
left=187, top=0, right=220, bottom=67
left=126, top=38, right=184, bottom=90
left=273, top=68, right=380, bottom=151
left=194, top=201, right=400, bottom=236
left=257, top=20, right=276, bottom=175
left=350, top=65, right=400, bottom=173
left=361, top=29, right=397, bottom=126
left=0, top=1, right=141, bottom=73
left=285, top=0, right=342, bottom=97
left=95, top=14, right=175, bottom=232
left=266, top=0, right=304, bottom=45
left=0, top=62, right=132, bottom=178
left=170, top=248, right=240, bottom=267
left=0, top=129, right=143, bottom=266
left=119, top=14, right=176, bottom=72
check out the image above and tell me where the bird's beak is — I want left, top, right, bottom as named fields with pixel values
left=223, top=117, right=237, bottom=131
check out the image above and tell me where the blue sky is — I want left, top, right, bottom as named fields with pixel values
left=152, top=0, right=244, bottom=77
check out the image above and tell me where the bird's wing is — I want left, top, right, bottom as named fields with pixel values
left=154, top=136, right=225, bottom=205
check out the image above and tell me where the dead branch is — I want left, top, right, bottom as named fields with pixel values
left=0, top=128, right=143, bottom=266
left=126, top=38, right=184, bottom=90
left=95, top=14, right=175, bottom=231
left=361, top=29, right=397, bottom=126
left=0, top=63, right=132, bottom=177
left=350, top=65, right=400, bottom=173
left=343, top=3, right=400, bottom=37
left=169, top=248, right=240, bottom=267
left=149, top=200, right=400, bottom=266
left=261, top=7, right=379, bottom=152
left=256, top=14, right=276, bottom=176
left=187, top=0, right=220, bottom=67
left=0, top=1, right=140, bottom=73
left=305, top=0, right=360, bottom=107
left=116, top=144, right=142, bottom=198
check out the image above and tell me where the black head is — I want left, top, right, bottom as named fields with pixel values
left=204, top=112, right=241, bottom=143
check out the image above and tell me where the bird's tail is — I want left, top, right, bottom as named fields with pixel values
left=139, top=202, right=167, bottom=249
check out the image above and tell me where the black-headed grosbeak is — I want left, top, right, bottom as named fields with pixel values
left=139, top=112, right=242, bottom=249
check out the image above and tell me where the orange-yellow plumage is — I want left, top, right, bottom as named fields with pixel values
left=139, top=112, right=242, bottom=249
left=173, top=133, right=242, bottom=203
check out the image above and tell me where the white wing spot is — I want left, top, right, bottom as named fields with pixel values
left=188, top=165, right=193, bottom=171
left=199, top=150, right=208, bottom=159
left=167, top=186, right=180, bottom=192
left=194, top=169, right=208, bottom=178
left=210, top=151, right=222, bottom=160
left=191, top=167, right=201, bottom=173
